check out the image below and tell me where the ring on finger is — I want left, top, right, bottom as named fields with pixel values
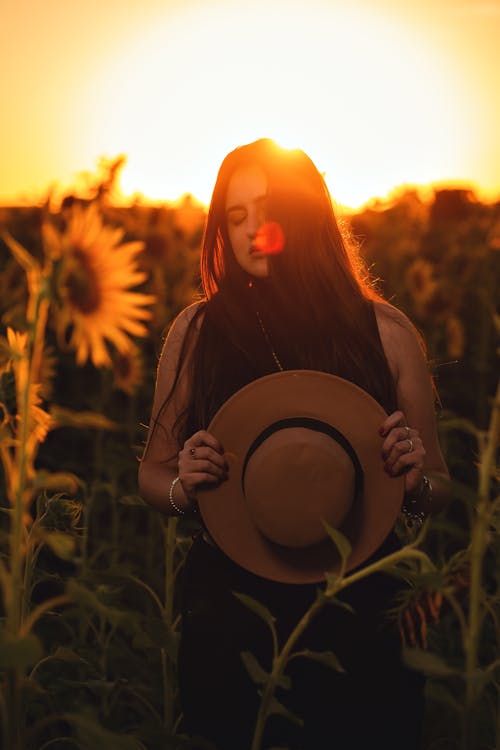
left=404, top=425, right=411, bottom=438
left=189, top=447, right=196, bottom=458
left=406, top=439, right=414, bottom=453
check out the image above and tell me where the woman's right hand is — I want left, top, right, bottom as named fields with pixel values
left=178, top=430, right=228, bottom=503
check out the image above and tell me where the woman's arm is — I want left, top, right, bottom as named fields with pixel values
left=138, top=302, right=226, bottom=515
left=375, top=302, right=450, bottom=514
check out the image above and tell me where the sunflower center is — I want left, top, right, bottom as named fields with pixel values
left=65, top=250, right=101, bottom=314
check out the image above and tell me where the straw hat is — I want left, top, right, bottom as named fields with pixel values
left=197, top=370, right=404, bottom=583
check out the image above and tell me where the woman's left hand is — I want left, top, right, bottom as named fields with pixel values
left=379, top=410, right=426, bottom=494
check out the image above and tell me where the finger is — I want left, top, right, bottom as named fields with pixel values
left=194, top=458, right=227, bottom=478
left=186, top=430, right=224, bottom=454
left=191, top=471, right=226, bottom=485
left=386, top=449, right=425, bottom=477
left=180, top=456, right=227, bottom=481
left=187, top=445, right=228, bottom=470
left=382, top=431, right=422, bottom=466
left=379, top=410, right=406, bottom=437
left=382, top=427, right=419, bottom=461
left=197, top=430, right=225, bottom=453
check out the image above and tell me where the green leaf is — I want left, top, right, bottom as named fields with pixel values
left=0, top=629, right=43, bottom=669
left=38, top=530, right=77, bottom=560
left=317, top=588, right=355, bottom=615
left=50, top=405, right=118, bottom=431
left=322, top=522, right=351, bottom=567
left=51, top=646, right=90, bottom=665
left=66, top=580, right=125, bottom=626
left=323, top=571, right=341, bottom=591
left=64, top=712, right=145, bottom=750
left=326, top=596, right=355, bottom=616
left=291, top=649, right=345, bottom=673
left=233, top=591, right=276, bottom=628
left=267, top=695, right=303, bottom=727
left=402, top=648, right=457, bottom=676
left=438, top=417, right=479, bottom=440
left=33, top=470, right=81, bottom=494
left=1, top=231, right=40, bottom=273
left=117, top=494, right=147, bottom=506
left=240, top=651, right=291, bottom=690
left=241, top=651, right=270, bottom=686
left=426, top=681, right=461, bottom=713
left=132, top=617, right=178, bottom=659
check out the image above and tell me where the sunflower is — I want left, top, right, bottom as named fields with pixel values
left=112, top=342, right=145, bottom=396
left=2, top=328, right=52, bottom=439
left=1, top=327, right=56, bottom=401
left=0, top=328, right=53, bottom=505
left=404, top=259, right=437, bottom=304
left=25, top=383, right=53, bottom=451
left=38, top=344, right=58, bottom=400
left=52, top=203, right=155, bottom=367
left=5, top=327, right=29, bottom=394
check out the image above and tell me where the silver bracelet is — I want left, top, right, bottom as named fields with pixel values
left=402, top=474, right=432, bottom=528
left=168, top=476, right=184, bottom=515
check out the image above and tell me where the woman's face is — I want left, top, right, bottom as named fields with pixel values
left=225, top=164, right=269, bottom=278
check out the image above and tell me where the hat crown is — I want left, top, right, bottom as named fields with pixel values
left=197, top=370, right=405, bottom=583
left=244, top=427, right=356, bottom=548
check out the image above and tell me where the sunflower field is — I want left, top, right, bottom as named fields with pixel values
left=0, top=160, right=498, bottom=750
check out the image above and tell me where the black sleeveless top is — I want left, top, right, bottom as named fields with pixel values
left=183, top=284, right=398, bottom=442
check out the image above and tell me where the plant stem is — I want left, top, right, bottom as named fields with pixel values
left=6, top=272, right=49, bottom=750
left=250, top=545, right=432, bottom=750
left=464, top=378, right=499, bottom=722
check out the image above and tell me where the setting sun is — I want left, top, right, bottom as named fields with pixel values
left=78, top=0, right=476, bottom=208
left=1, top=0, right=499, bottom=208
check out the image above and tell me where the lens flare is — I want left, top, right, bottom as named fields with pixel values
left=254, top=222, right=285, bottom=255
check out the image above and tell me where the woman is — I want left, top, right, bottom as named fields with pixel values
left=139, top=138, right=449, bottom=749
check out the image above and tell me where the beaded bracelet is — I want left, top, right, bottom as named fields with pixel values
left=401, top=474, right=432, bottom=529
left=168, top=476, right=185, bottom=515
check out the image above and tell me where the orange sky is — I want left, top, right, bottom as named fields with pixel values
left=1, top=0, right=499, bottom=209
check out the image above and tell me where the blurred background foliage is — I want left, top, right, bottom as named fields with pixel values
left=0, top=158, right=498, bottom=749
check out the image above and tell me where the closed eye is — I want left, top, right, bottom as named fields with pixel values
left=227, top=207, right=247, bottom=226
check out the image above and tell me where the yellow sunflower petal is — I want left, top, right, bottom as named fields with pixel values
left=52, top=204, right=155, bottom=367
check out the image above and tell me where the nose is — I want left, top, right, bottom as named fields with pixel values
left=247, top=213, right=259, bottom=239
left=247, top=206, right=264, bottom=239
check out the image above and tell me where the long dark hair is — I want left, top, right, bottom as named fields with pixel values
left=154, top=138, right=397, bottom=451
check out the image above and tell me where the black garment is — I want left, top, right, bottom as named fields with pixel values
left=178, top=534, right=424, bottom=750
left=178, top=295, right=423, bottom=748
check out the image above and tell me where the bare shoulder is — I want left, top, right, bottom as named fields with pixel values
left=162, top=300, right=206, bottom=350
left=156, top=300, right=206, bottom=373
left=373, top=300, right=427, bottom=380
left=374, top=299, right=419, bottom=337
left=170, top=300, right=206, bottom=336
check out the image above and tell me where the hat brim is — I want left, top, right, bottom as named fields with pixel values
left=197, top=370, right=404, bottom=583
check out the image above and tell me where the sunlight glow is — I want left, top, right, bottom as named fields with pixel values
left=79, top=0, right=476, bottom=208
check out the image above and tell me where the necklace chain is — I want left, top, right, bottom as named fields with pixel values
left=255, top=310, right=284, bottom=372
